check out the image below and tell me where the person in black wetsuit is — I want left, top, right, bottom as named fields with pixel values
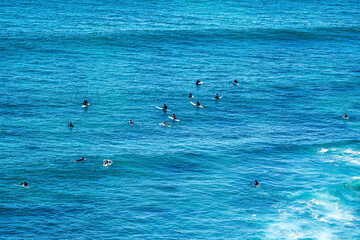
left=233, top=79, right=238, bottom=85
left=83, top=99, right=88, bottom=106
left=196, top=101, right=200, bottom=106
left=196, top=79, right=201, bottom=85
left=129, top=120, right=134, bottom=125
left=189, top=93, right=193, bottom=98
left=68, top=122, right=74, bottom=127
left=215, top=94, right=219, bottom=99
left=343, top=113, right=349, bottom=119
left=172, top=113, right=176, bottom=120
left=163, top=104, right=167, bottom=111
left=250, top=180, right=259, bottom=187
left=21, top=181, right=28, bottom=187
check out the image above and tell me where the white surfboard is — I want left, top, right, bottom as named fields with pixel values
left=159, top=122, right=171, bottom=127
left=190, top=101, right=204, bottom=108
left=103, top=159, right=112, bottom=167
left=189, top=95, right=194, bottom=98
left=196, top=82, right=204, bottom=85
left=82, top=103, right=90, bottom=108
left=156, top=106, right=170, bottom=111
left=168, top=116, right=180, bottom=121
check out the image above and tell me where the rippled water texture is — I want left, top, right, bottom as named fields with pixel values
left=1, top=0, right=360, bottom=239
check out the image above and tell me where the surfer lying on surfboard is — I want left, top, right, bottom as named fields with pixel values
left=103, top=159, right=112, bottom=166
left=343, top=113, right=349, bottom=119
left=129, top=120, right=134, bottom=125
left=233, top=79, right=238, bottom=85
left=73, top=157, right=85, bottom=162
left=160, top=121, right=170, bottom=127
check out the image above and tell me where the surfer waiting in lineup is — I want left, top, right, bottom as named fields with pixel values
left=163, top=104, right=167, bottom=111
left=196, top=79, right=201, bottom=85
left=233, top=79, right=238, bottom=85
left=75, top=157, right=85, bottom=162
left=129, top=120, right=134, bottom=125
left=68, top=122, right=74, bottom=127
left=343, top=113, right=349, bottom=119
left=215, top=94, right=219, bottom=99
left=250, top=180, right=259, bottom=187
left=172, top=113, right=177, bottom=120
left=189, top=93, right=193, bottom=98
left=162, top=121, right=170, bottom=127
left=21, top=181, right=28, bottom=187
left=83, top=99, right=88, bottom=106
left=196, top=101, right=201, bottom=107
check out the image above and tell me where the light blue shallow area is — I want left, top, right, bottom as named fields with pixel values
left=1, top=0, right=360, bottom=239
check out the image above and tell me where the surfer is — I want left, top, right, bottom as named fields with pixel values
left=196, top=101, right=201, bottom=107
left=103, top=159, right=111, bottom=166
left=251, top=180, right=259, bottom=187
left=215, top=94, right=220, bottom=99
left=189, top=93, right=193, bottom=98
left=343, top=113, right=349, bottom=119
left=83, top=99, right=88, bottom=106
left=75, top=157, right=85, bottom=162
left=21, top=181, right=28, bottom=187
left=129, top=120, right=134, bottom=125
left=172, top=113, right=177, bottom=120
left=233, top=79, right=238, bottom=85
left=163, top=104, right=167, bottom=111
left=68, top=122, right=74, bottom=127
left=161, top=121, right=170, bottom=127
left=196, top=79, right=201, bottom=85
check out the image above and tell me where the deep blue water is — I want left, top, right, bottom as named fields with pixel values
left=1, top=0, right=360, bottom=239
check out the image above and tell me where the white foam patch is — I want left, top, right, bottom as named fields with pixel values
left=319, top=147, right=360, bottom=167
left=344, top=148, right=360, bottom=155
left=264, top=192, right=355, bottom=239
left=318, top=148, right=338, bottom=154
left=318, top=148, right=328, bottom=153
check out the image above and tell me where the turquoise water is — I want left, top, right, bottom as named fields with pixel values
left=1, top=0, right=360, bottom=239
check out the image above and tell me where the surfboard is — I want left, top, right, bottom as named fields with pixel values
left=159, top=122, right=171, bottom=127
left=189, top=95, right=194, bottom=98
left=168, top=116, right=180, bottom=121
left=82, top=104, right=90, bottom=108
left=343, top=116, right=349, bottom=119
left=103, top=159, right=112, bottom=167
left=190, top=101, right=204, bottom=108
left=72, top=158, right=86, bottom=162
left=196, top=82, right=204, bottom=85
left=156, top=106, right=170, bottom=111
left=214, top=96, right=223, bottom=100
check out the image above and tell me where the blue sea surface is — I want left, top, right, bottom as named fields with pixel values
left=1, top=0, right=360, bottom=239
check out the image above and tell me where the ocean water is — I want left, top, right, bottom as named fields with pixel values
left=1, top=0, right=360, bottom=239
